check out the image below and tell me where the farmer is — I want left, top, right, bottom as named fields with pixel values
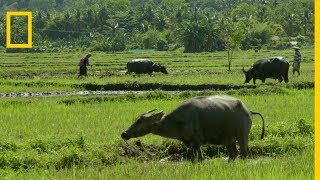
left=292, top=46, right=301, bottom=76
left=78, top=53, right=91, bottom=78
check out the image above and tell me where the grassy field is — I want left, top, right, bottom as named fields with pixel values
left=0, top=49, right=314, bottom=179
left=0, top=49, right=314, bottom=92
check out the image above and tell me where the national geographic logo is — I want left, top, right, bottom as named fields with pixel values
left=6, top=11, right=32, bottom=48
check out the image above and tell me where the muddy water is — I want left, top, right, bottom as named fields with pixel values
left=0, top=90, right=184, bottom=98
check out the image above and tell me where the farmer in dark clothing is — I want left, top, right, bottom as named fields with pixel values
left=78, top=53, right=91, bottom=77
left=292, top=46, right=301, bottom=76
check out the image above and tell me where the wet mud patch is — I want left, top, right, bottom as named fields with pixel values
left=0, top=81, right=312, bottom=98
left=0, top=85, right=288, bottom=99
left=117, top=133, right=313, bottom=163
left=0, top=90, right=149, bottom=98
left=118, top=140, right=196, bottom=162
left=116, top=140, right=289, bottom=163
left=117, top=140, right=274, bottom=163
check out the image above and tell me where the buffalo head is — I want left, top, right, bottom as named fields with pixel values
left=152, top=64, right=168, bottom=74
left=242, top=67, right=254, bottom=83
left=121, top=109, right=165, bottom=140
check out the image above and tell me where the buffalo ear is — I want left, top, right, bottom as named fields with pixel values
left=150, top=110, right=165, bottom=122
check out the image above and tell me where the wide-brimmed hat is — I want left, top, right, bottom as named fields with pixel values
left=292, top=46, right=300, bottom=50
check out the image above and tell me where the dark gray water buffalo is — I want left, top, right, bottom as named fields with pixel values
left=126, top=59, right=168, bottom=75
left=243, top=57, right=289, bottom=84
left=121, top=95, right=265, bottom=161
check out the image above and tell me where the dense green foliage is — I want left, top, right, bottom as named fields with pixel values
left=0, top=0, right=314, bottom=52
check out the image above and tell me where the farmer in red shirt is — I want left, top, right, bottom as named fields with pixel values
left=78, top=53, right=91, bottom=78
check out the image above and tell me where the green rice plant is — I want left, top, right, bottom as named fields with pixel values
left=0, top=49, right=314, bottom=178
left=0, top=49, right=314, bottom=92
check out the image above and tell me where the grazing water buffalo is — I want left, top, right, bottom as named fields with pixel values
left=243, top=57, right=289, bottom=84
left=126, top=59, right=168, bottom=75
left=121, top=95, right=265, bottom=161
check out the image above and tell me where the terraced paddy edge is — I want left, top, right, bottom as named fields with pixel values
left=0, top=81, right=314, bottom=98
left=0, top=79, right=314, bottom=94
left=76, top=83, right=261, bottom=91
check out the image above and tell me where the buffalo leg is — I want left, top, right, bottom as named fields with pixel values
left=191, top=145, right=203, bottom=162
left=261, top=78, right=266, bottom=83
left=226, top=143, right=238, bottom=160
left=196, top=146, right=203, bottom=160
left=293, top=69, right=299, bottom=76
left=284, top=71, right=289, bottom=83
left=238, top=136, right=249, bottom=158
left=284, top=75, right=289, bottom=83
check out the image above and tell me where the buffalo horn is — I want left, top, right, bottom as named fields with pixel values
left=146, top=109, right=157, bottom=113
left=242, top=67, right=247, bottom=73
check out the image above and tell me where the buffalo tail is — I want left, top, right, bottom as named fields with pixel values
left=250, top=111, right=265, bottom=139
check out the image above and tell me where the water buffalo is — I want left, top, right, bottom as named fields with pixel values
left=243, top=57, right=289, bottom=84
left=121, top=95, right=265, bottom=161
left=126, top=59, right=168, bottom=75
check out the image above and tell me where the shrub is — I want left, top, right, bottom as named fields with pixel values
left=91, top=41, right=111, bottom=52
left=156, top=39, right=168, bottom=51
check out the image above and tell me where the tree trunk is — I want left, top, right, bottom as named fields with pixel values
left=228, top=49, right=231, bottom=71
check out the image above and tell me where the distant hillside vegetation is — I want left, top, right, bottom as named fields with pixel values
left=0, top=0, right=314, bottom=52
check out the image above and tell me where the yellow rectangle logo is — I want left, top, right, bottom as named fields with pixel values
left=6, top=11, right=32, bottom=48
